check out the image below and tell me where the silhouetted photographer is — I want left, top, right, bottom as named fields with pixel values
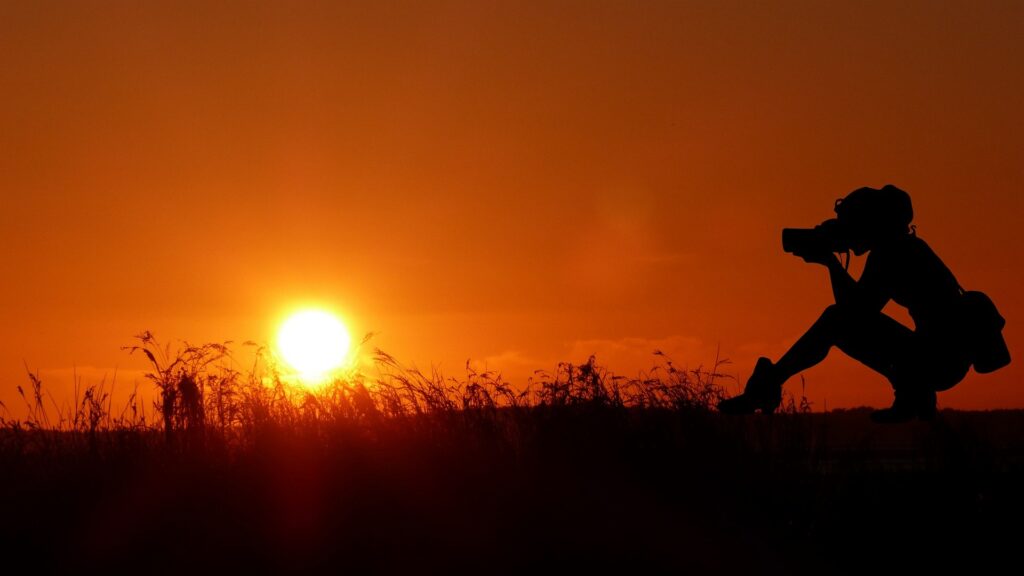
left=719, top=185, right=1010, bottom=423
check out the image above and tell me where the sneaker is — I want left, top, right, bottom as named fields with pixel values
left=718, top=357, right=784, bottom=415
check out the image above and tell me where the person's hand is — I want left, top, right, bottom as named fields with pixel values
left=792, top=246, right=836, bottom=266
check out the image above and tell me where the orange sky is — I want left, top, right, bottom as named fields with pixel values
left=1, top=1, right=1021, bottom=415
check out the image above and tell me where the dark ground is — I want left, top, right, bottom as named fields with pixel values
left=3, top=408, right=1023, bottom=574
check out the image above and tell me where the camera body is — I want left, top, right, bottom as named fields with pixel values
left=782, top=218, right=850, bottom=255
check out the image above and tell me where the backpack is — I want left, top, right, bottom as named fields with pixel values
left=960, top=290, right=1011, bottom=373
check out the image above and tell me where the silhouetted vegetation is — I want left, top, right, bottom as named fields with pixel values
left=1, top=335, right=1020, bottom=573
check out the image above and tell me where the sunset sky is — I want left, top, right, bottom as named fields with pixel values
left=1, top=0, right=1021, bottom=414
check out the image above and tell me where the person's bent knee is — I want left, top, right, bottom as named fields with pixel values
left=820, top=304, right=878, bottom=339
left=822, top=303, right=876, bottom=323
left=820, top=304, right=852, bottom=325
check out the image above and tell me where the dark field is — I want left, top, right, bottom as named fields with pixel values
left=5, top=409, right=1024, bottom=574
left=2, top=342, right=1022, bottom=574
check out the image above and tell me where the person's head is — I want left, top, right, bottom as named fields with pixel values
left=835, top=184, right=914, bottom=255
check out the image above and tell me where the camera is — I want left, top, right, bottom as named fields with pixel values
left=782, top=218, right=850, bottom=255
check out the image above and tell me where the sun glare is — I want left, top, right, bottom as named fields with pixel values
left=277, top=309, right=352, bottom=383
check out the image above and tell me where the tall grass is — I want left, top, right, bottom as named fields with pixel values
left=2, top=334, right=1020, bottom=573
left=1, top=332, right=747, bottom=441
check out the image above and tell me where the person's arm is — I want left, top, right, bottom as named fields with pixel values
left=796, top=249, right=889, bottom=312
left=825, top=256, right=857, bottom=306
left=825, top=257, right=887, bottom=312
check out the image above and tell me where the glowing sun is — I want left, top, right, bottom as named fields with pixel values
left=277, top=309, right=352, bottom=382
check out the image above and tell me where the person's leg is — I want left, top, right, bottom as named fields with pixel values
left=720, top=304, right=917, bottom=415
left=809, top=308, right=953, bottom=422
left=774, top=304, right=915, bottom=383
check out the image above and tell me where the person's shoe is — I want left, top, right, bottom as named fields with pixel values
left=718, top=357, right=784, bottom=415
left=870, top=389, right=937, bottom=424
